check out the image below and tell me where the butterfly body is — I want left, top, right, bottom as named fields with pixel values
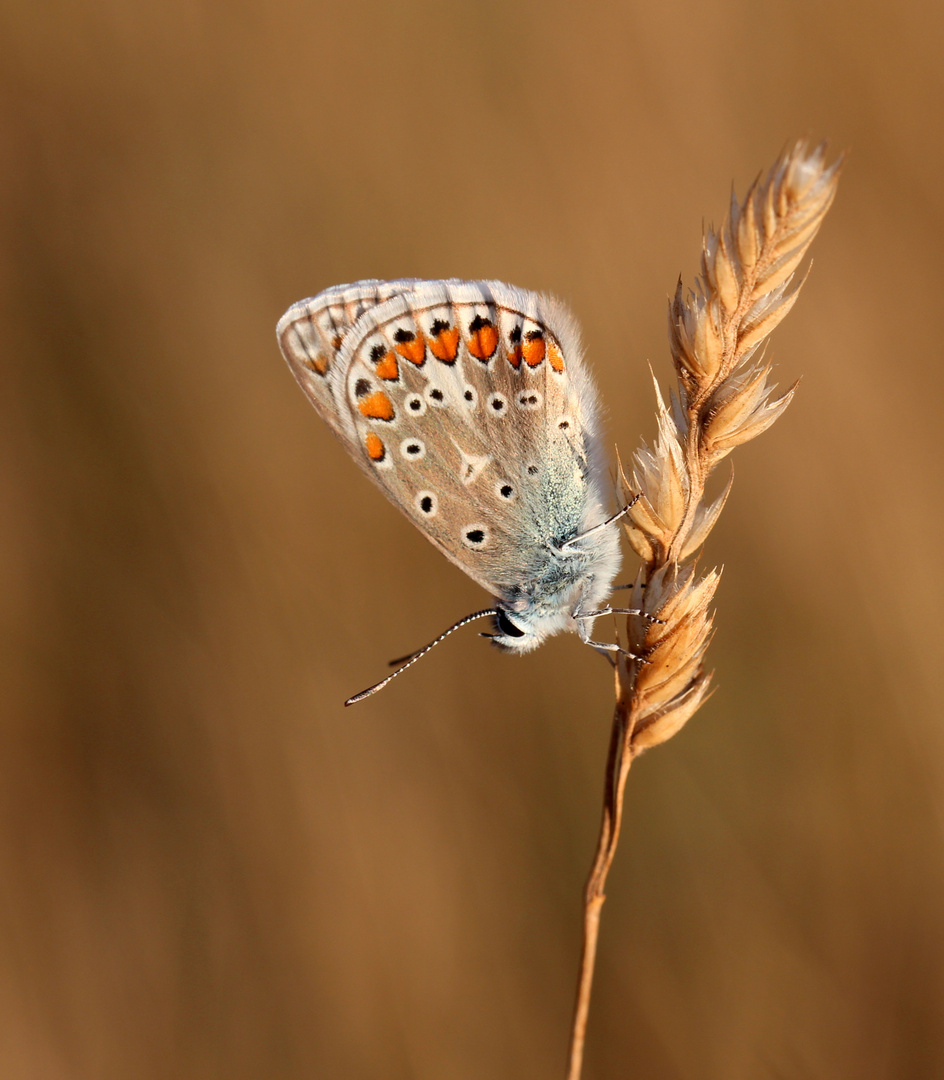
left=277, top=279, right=621, bottom=654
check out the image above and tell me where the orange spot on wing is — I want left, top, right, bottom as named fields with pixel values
left=358, top=391, right=395, bottom=421
left=547, top=341, right=565, bottom=372
left=522, top=332, right=546, bottom=367
left=429, top=326, right=460, bottom=363
left=507, top=345, right=523, bottom=368
left=394, top=333, right=426, bottom=365
left=373, top=350, right=400, bottom=380
left=467, top=321, right=498, bottom=361
left=305, top=353, right=330, bottom=375
left=365, top=433, right=386, bottom=461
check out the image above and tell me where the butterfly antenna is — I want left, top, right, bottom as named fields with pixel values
left=560, top=494, right=641, bottom=550
left=344, top=609, right=499, bottom=706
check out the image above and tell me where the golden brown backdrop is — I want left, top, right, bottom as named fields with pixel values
left=2, top=1, right=942, bottom=1077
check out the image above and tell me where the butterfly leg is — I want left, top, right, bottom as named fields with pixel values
left=572, top=579, right=653, bottom=662
left=574, top=597, right=654, bottom=662
left=579, top=632, right=650, bottom=664
left=580, top=606, right=665, bottom=623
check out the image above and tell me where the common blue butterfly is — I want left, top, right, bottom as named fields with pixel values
left=277, top=280, right=637, bottom=702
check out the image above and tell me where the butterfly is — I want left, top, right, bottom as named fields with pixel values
left=277, top=279, right=639, bottom=703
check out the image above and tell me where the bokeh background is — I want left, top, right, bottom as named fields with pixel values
left=2, top=1, right=942, bottom=1077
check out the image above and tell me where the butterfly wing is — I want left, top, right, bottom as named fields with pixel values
left=279, top=279, right=617, bottom=601
left=276, top=279, right=420, bottom=438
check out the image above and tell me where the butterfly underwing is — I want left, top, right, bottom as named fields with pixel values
left=276, top=278, right=623, bottom=664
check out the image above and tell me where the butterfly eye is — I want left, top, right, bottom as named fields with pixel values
left=400, top=438, right=426, bottom=461
left=487, top=393, right=507, bottom=414
left=495, top=610, right=526, bottom=638
left=461, top=525, right=489, bottom=549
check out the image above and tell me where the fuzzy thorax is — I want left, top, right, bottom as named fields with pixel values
left=488, top=530, right=621, bottom=652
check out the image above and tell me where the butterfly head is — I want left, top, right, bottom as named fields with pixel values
left=487, top=606, right=573, bottom=652
left=487, top=560, right=617, bottom=653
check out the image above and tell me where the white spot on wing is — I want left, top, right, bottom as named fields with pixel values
left=453, top=442, right=492, bottom=486
left=400, top=437, right=426, bottom=460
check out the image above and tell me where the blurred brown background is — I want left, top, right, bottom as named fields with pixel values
left=1, top=0, right=942, bottom=1077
